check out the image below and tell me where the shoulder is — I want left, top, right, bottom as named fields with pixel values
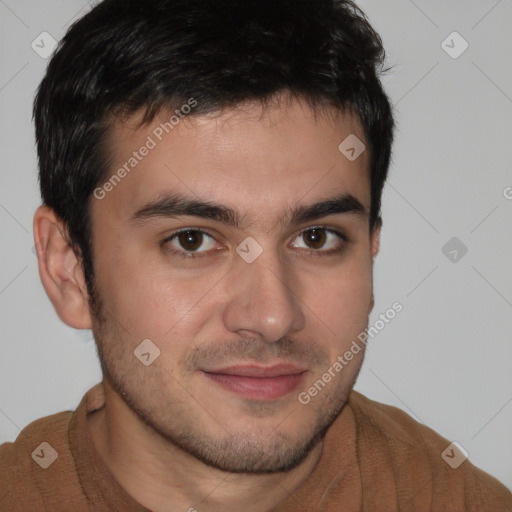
left=0, top=410, right=75, bottom=509
left=346, top=390, right=512, bottom=511
left=348, top=390, right=442, bottom=449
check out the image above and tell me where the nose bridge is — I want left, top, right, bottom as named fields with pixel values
left=222, top=248, right=305, bottom=341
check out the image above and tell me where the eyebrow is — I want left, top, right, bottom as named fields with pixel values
left=131, top=192, right=368, bottom=228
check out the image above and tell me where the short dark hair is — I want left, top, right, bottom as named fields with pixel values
left=34, top=0, right=394, bottom=296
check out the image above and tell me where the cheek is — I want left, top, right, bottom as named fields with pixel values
left=93, top=244, right=226, bottom=341
left=302, top=253, right=373, bottom=342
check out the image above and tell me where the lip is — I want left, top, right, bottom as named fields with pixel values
left=202, top=364, right=307, bottom=400
left=205, top=364, right=307, bottom=378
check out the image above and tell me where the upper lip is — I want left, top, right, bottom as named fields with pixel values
left=203, top=364, right=307, bottom=378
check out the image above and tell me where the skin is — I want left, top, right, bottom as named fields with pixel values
left=33, top=96, right=380, bottom=512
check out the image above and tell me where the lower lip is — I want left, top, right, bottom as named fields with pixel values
left=202, top=371, right=306, bottom=400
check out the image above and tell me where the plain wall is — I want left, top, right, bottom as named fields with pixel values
left=0, top=0, right=511, bottom=490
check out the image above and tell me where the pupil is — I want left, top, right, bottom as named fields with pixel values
left=304, top=229, right=326, bottom=249
left=179, top=231, right=202, bottom=251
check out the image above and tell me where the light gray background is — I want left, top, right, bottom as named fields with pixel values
left=1, top=0, right=511, bottom=491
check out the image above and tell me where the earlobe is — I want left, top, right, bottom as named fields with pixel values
left=33, top=205, right=92, bottom=329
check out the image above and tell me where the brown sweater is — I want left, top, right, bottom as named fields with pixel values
left=1, top=383, right=511, bottom=511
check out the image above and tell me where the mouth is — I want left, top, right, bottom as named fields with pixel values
left=201, top=364, right=307, bottom=401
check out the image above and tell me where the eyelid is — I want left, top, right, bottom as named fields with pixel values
left=294, top=225, right=349, bottom=241
left=161, top=225, right=349, bottom=259
left=162, top=227, right=219, bottom=244
left=168, top=226, right=211, bottom=236
left=289, top=225, right=349, bottom=253
left=161, top=227, right=224, bottom=258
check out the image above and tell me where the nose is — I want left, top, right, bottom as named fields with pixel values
left=222, top=251, right=306, bottom=342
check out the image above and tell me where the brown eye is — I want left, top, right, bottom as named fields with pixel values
left=163, top=228, right=222, bottom=258
left=166, top=229, right=218, bottom=254
left=302, top=228, right=327, bottom=249
left=177, top=230, right=203, bottom=251
left=291, top=227, right=345, bottom=253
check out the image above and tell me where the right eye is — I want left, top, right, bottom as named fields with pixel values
left=163, top=229, right=221, bottom=257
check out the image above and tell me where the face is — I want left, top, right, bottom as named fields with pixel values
left=88, top=97, right=379, bottom=473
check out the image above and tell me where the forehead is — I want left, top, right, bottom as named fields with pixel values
left=97, top=98, right=370, bottom=222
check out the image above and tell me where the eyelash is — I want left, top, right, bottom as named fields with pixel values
left=162, top=226, right=349, bottom=259
left=162, top=227, right=219, bottom=259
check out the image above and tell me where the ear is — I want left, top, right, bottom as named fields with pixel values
left=368, top=218, right=382, bottom=313
left=33, top=205, right=92, bottom=329
left=370, top=217, right=381, bottom=261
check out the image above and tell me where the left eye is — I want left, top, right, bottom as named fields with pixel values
left=291, top=228, right=344, bottom=251
left=167, top=230, right=218, bottom=253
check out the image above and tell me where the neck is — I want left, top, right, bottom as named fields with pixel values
left=87, top=379, right=325, bottom=512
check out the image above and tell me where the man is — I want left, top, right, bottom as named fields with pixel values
left=1, top=0, right=511, bottom=510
